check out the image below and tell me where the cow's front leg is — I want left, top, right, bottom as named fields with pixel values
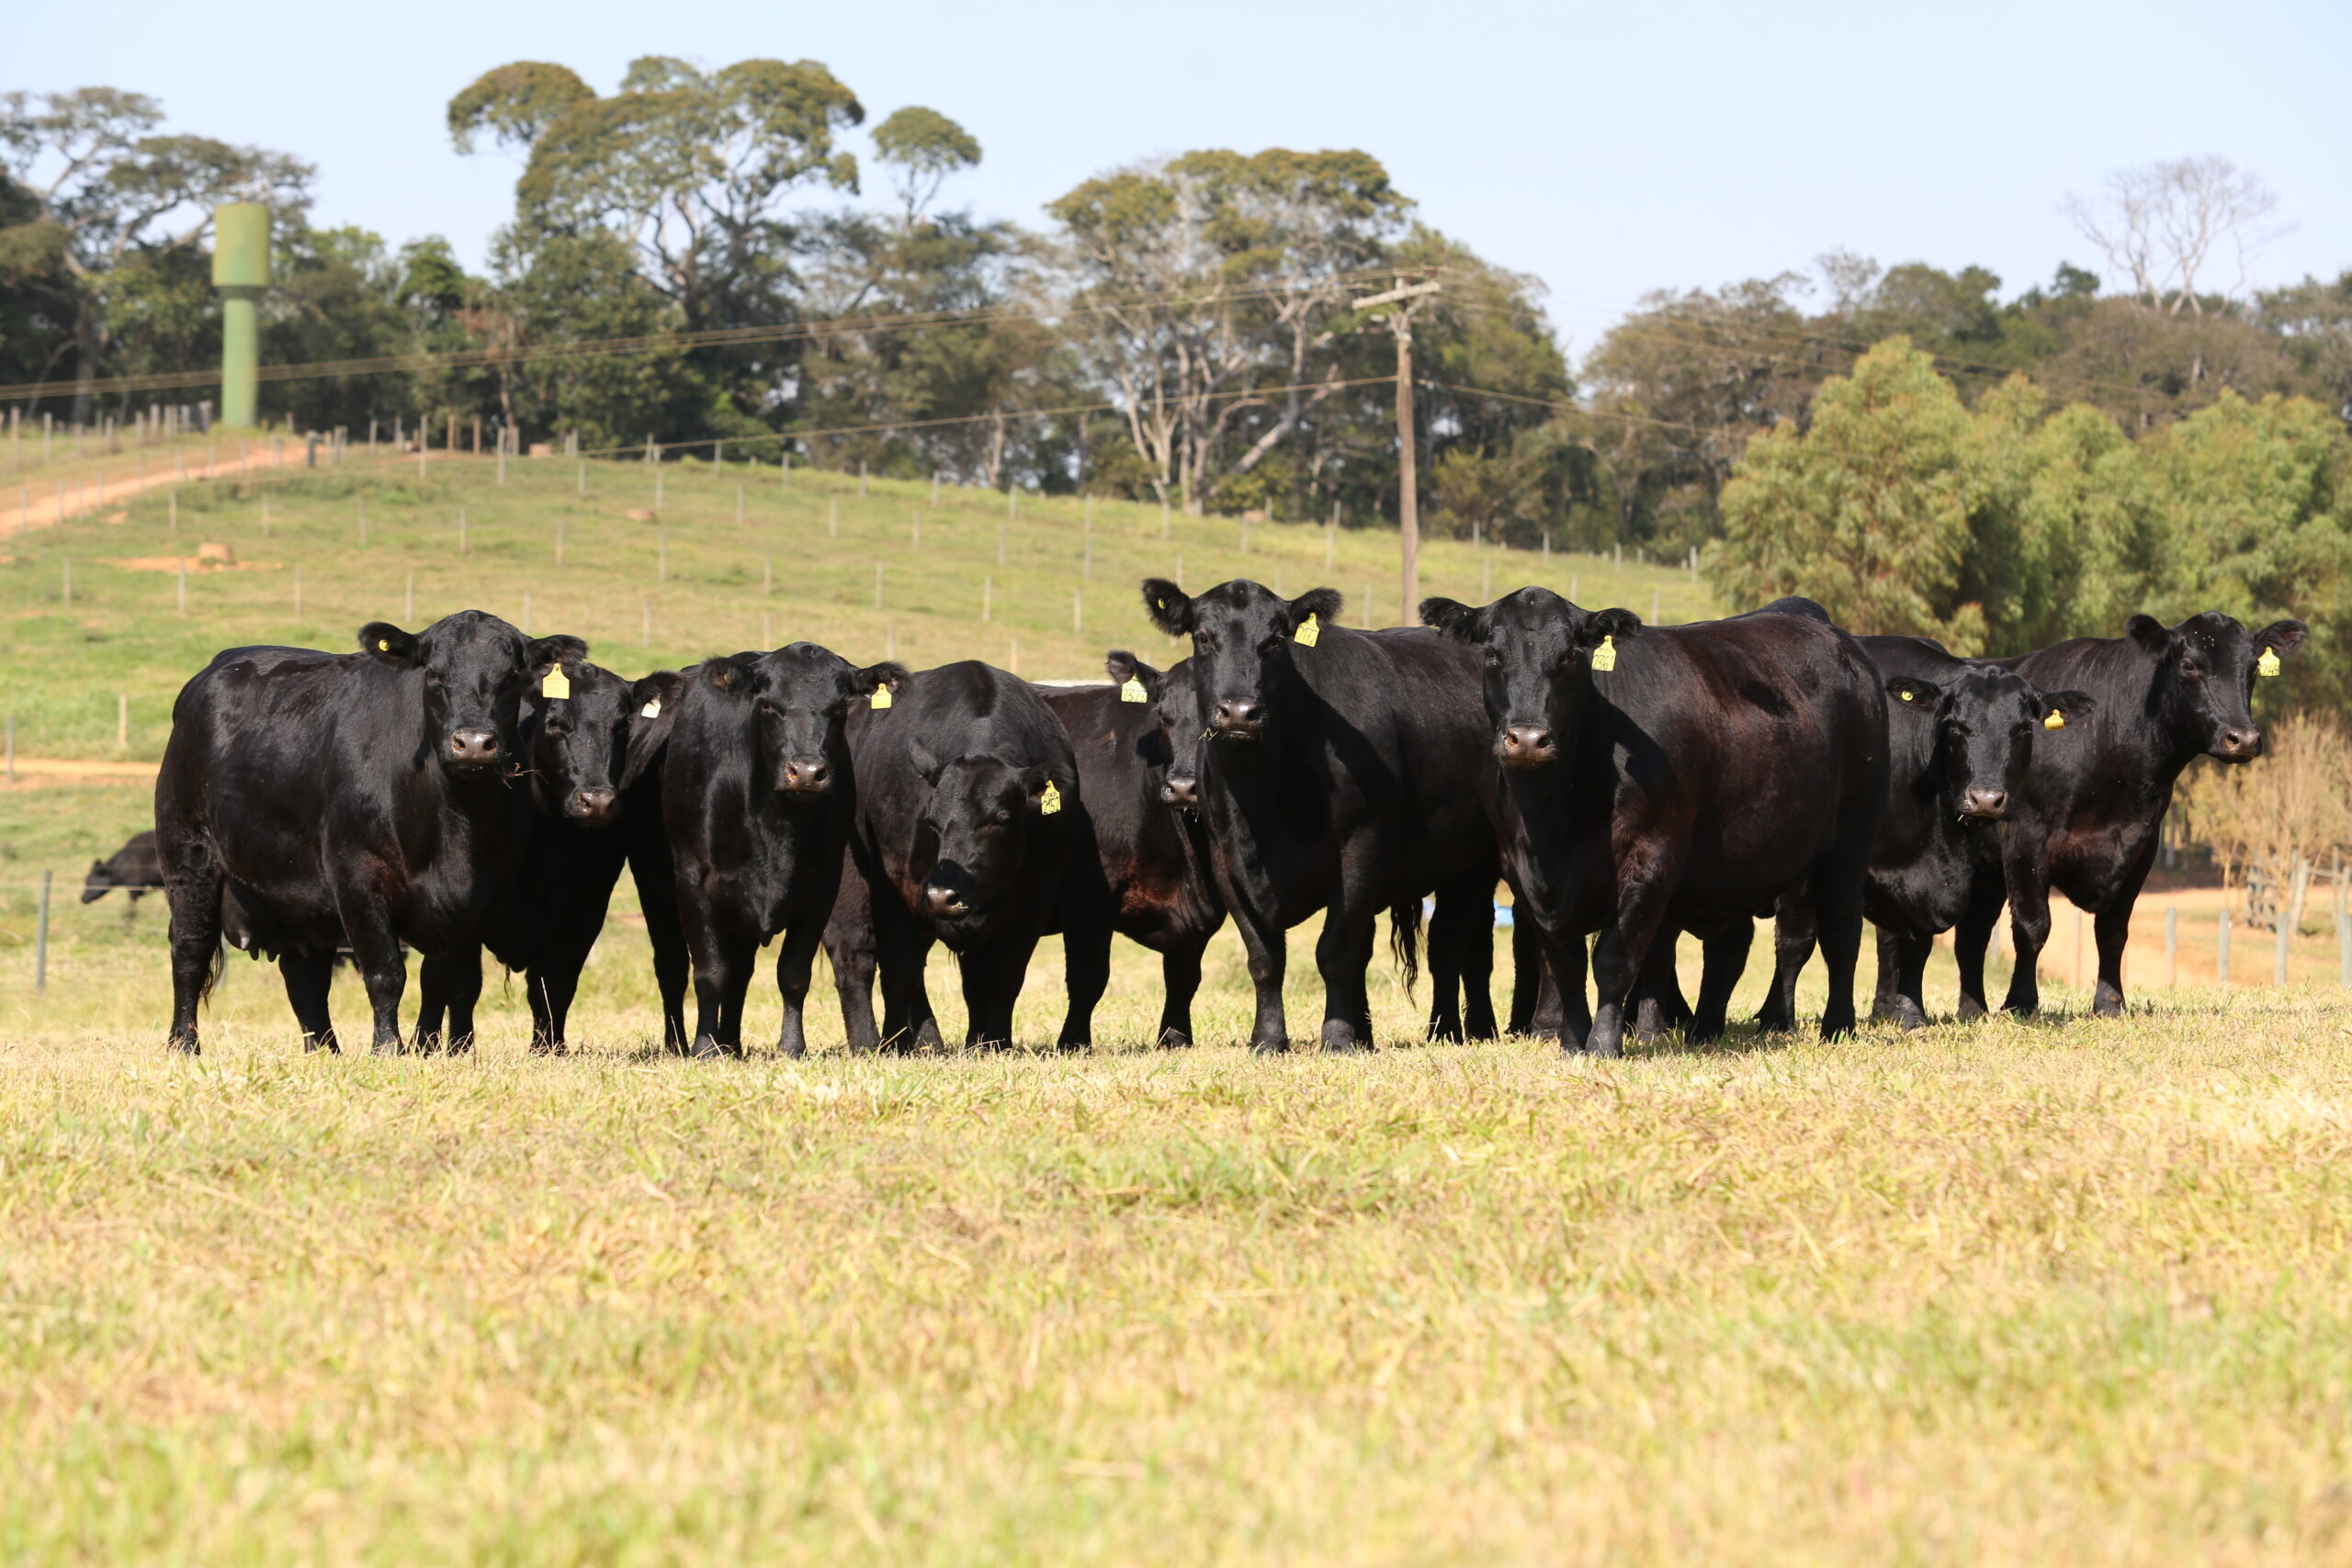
left=1228, top=898, right=1290, bottom=1054
left=338, top=904, right=409, bottom=1056
left=1314, top=863, right=1385, bottom=1054
left=280, top=950, right=339, bottom=1055
left=772, top=915, right=827, bottom=1059
left=1690, top=921, right=1754, bottom=1043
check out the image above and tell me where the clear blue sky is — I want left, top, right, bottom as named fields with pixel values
left=17, top=0, right=2352, bottom=355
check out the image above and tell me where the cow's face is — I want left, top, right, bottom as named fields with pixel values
left=1105, top=649, right=1184, bottom=806
left=710, top=644, right=904, bottom=796
left=1887, top=668, right=2095, bottom=822
left=908, top=744, right=1068, bottom=942
left=1141, top=578, right=1341, bottom=743
left=1421, top=589, right=1639, bottom=771
left=361, top=612, right=581, bottom=773
left=80, top=862, right=112, bottom=904
left=2130, top=612, right=2308, bottom=763
left=526, top=659, right=630, bottom=824
left=1156, top=662, right=1207, bottom=810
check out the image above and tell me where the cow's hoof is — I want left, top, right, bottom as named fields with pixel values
left=691, top=1034, right=727, bottom=1060
left=2092, top=992, right=2125, bottom=1019
left=1156, top=1028, right=1193, bottom=1049
left=167, top=1037, right=199, bottom=1056
left=1250, top=1036, right=1290, bottom=1055
left=1318, top=1022, right=1372, bottom=1055
left=1954, top=994, right=1987, bottom=1021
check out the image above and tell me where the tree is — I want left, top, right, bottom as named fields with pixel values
left=1713, top=338, right=1985, bottom=647
left=1049, top=149, right=1406, bottom=513
left=870, top=107, right=980, bottom=227
left=0, top=86, right=311, bottom=421
left=2061, top=156, right=2292, bottom=317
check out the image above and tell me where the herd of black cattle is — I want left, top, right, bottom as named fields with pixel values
left=141, top=575, right=2307, bottom=1058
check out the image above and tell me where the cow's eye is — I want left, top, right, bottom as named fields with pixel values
left=2181, top=662, right=2203, bottom=680
left=1259, top=637, right=1282, bottom=656
left=991, top=809, right=1012, bottom=827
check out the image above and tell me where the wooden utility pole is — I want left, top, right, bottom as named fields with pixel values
left=1354, top=276, right=1442, bottom=624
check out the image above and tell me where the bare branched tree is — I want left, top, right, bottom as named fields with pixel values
left=2061, top=156, right=2294, bottom=316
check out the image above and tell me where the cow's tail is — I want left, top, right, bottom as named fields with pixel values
left=1388, top=897, right=1421, bottom=997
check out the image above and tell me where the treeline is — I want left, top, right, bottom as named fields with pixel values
left=6, top=72, right=2352, bottom=579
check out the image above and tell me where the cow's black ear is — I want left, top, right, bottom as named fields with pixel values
left=1141, top=579, right=1194, bottom=636
left=1884, top=674, right=1944, bottom=712
left=1584, top=607, right=1644, bottom=646
left=1419, top=596, right=1483, bottom=641
left=1287, top=586, right=1343, bottom=631
left=359, top=622, right=417, bottom=663
left=1023, top=763, right=1072, bottom=813
left=704, top=653, right=762, bottom=694
left=1105, top=649, right=1164, bottom=696
left=620, top=671, right=686, bottom=787
left=2036, top=688, right=2097, bottom=726
left=525, top=634, right=587, bottom=675
left=850, top=660, right=907, bottom=700
left=2125, top=614, right=2171, bottom=651
left=2255, top=619, right=2309, bottom=659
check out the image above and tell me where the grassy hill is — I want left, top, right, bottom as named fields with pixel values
left=0, top=436, right=1716, bottom=759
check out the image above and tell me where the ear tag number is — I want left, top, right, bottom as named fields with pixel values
left=1120, top=677, right=1148, bottom=703
left=639, top=697, right=662, bottom=719
left=541, top=670, right=571, bottom=700
left=1039, top=780, right=1063, bottom=816
left=1589, top=635, right=1617, bottom=672
left=2044, top=709, right=2066, bottom=730
left=1294, top=614, right=1320, bottom=648
left=870, top=684, right=894, bottom=710
left=2257, top=647, right=2282, bottom=678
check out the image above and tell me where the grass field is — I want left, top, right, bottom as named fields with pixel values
left=4, top=444, right=2350, bottom=1562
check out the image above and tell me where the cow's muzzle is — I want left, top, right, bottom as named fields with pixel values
left=1161, top=773, right=1201, bottom=808
left=1210, top=700, right=1264, bottom=739
left=447, top=728, right=502, bottom=766
left=1498, top=724, right=1555, bottom=770
left=922, top=880, right=976, bottom=920
left=1958, top=786, right=2008, bottom=821
left=780, top=756, right=831, bottom=794
left=566, top=787, right=619, bottom=824
left=2212, top=727, right=2262, bottom=762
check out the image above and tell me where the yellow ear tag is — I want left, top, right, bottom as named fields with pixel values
left=1295, top=614, right=1320, bottom=648
left=1120, top=677, right=1148, bottom=703
left=1897, top=687, right=1915, bottom=703
left=1589, top=635, right=1617, bottom=672
left=377, top=638, right=392, bottom=652
left=870, top=684, right=893, bottom=710
left=541, top=670, right=571, bottom=700
left=639, top=697, right=661, bottom=719
left=2044, top=709, right=2066, bottom=730
left=2257, top=647, right=2282, bottom=678
left=1039, top=780, right=1062, bottom=816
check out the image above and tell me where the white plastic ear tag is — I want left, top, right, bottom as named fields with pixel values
left=1039, top=780, right=1062, bottom=815
left=1589, top=635, right=1617, bottom=672
left=2258, top=647, right=2282, bottom=677
left=1294, top=614, right=1320, bottom=648
left=639, top=697, right=662, bottom=719
left=870, top=684, right=894, bottom=710
left=541, top=670, right=571, bottom=700
left=1120, top=677, right=1148, bottom=703
left=2044, top=709, right=2065, bottom=730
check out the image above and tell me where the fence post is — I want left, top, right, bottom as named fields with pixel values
left=33, top=869, right=51, bottom=992
left=829, top=498, right=838, bottom=538
left=2165, top=906, right=2177, bottom=987
left=176, top=558, right=187, bottom=615
left=117, top=693, right=127, bottom=752
left=2276, top=901, right=2291, bottom=987
left=1073, top=589, right=1082, bottom=634
left=2218, top=908, right=2231, bottom=987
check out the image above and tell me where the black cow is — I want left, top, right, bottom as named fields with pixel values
left=411, top=654, right=637, bottom=1052
left=1037, top=653, right=1225, bottom=1047
left=1420, top=590, right=1886, bottom=1057
left=1956, top=611, right=2306, bottom=1017
left=1764, top=637, right=2095, bottom=1027
left=155, top=612, right=577, bottom=1055
left=827, top=660, right=1080, bottom=1051
left=632, top=644, right=903, bottom=1058
left=1141, top=578, right=1498, bottom=1053
left=84, top=830, right=164, bottom=907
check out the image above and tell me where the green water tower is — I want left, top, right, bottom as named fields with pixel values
left=211, top=203, right=271, bottom=429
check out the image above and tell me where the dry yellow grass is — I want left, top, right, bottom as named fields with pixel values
left=4, top=868, right=2351, bottom=1562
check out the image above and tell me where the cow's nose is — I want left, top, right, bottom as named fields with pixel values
left=447, top=728, right=500, bottom=764
left=1162, top=774, right=1200, bottom=807
left=1961, top=786, right=2007, bottom=818
left=2216, top=727, right=2261, bottom=761
left=568, top=787, right=618, bottom=823
left=1213, top=699, right=1261, bottom=732
left=1501, top=724, right=1555, bottom=763
left=782, top=756, right=830, bottom=792
left=923, top=883, right=968, bottom=919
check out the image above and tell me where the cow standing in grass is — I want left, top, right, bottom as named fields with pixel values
left=155, top=612, right=578, bottom=1055
left=83, top=831, right=164, bottom=911
left=1956, top=612, right=2306, bottom=1018
left=1141, top=578, right=1498, bottom=1054
left=827, top=660, right=1080, bottom=1052
left=1421, top=590, right=1885, bottom=1057
left=1764, top=637, right=2096, bottom=1028
left=1037, top=652, right=1225, bottom=1047
left=632, top=644, right=903, bottom=1059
